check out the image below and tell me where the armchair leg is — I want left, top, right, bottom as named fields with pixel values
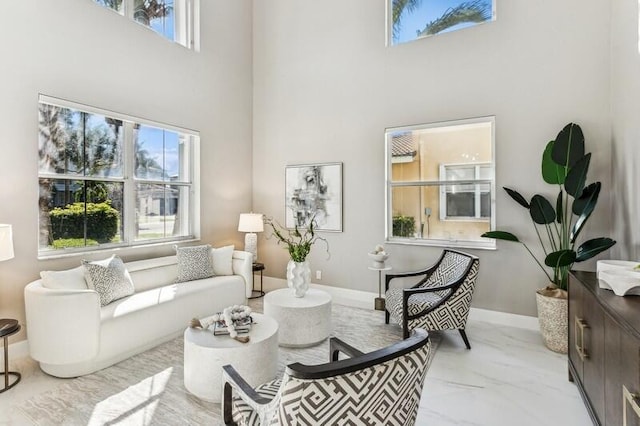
left=385, top=311, right=390, bottom=324
left=459, top=329, right=471, bottom=349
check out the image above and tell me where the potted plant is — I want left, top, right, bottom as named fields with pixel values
left=264, top=216, right=329, bottom=297
left=482, top=122, right=615, bottom=353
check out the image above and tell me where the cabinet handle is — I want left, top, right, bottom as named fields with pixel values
left=574, top=317, right=589, bottom=360
left=623, top=385, right=640, bottom=425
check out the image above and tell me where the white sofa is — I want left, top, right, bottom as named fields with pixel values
left=24, top=250, right=253, bottom=378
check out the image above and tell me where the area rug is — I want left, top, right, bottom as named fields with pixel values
left=18, top=301, right=440, bottom=426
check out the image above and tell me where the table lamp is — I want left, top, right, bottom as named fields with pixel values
left=0, top=224, right=14, bottom=262
left=238, top=213, right=263, bottom=262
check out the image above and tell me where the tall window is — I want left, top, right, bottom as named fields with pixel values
left=93, top=0, right=199, bottom=50
left=388, top=0, right=496, bottom=46
left=385, top=117, right=495, bottom=249
left=38, top=95, right=199, bottom=257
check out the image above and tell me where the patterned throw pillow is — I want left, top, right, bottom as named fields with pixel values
left=82, top=256, right=135, bottom=306
left=175, top=244, right=215, bottom=283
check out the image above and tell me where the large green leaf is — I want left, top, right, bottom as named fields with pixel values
left=504, top=187, right=529, bottom=209
left=556, top=191, right=563, bottom=224
left=552, top=123, right=585, bottom=170
left=545, top=249, right=577, bottom=268
left=564, top=153, right=591, bottom=199
left=570, top=182, right=601, bottom=243
left=542, top=141, right=566, bottom=184
left=575, top=238, right=616, bottom=262
left=481, top=231, right=520, bottom=242
left=529, top=194, right=556, bottom=224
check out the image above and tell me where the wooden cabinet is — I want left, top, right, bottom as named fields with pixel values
left=569, top=272, right=640, bottom=426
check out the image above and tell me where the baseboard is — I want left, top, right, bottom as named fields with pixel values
left=262, top=277, right=539, bottom=330
left=0, top=339, right=30, bottom=364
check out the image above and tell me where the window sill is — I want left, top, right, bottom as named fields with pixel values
left=385, top=237, right=496, bottom=251
left=37, top=237, right=200, bottom=260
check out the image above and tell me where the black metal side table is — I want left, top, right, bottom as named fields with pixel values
left=0, top=318, right=21, bottom=393
left=249, top=262, right=265, bottom=299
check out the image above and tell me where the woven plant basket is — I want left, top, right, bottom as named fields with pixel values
left=535, top=286, right=568, bottom=354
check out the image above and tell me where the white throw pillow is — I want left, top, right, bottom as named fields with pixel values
left=82, top=256, right=135, bottom=306
left=211, top=245, right=235, bottom=276
left=40, top=266, right=88, bottom=290
left=175, top=244, right=215, bottom=283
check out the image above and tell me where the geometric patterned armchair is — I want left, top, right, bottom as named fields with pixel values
left=222, top=328, right=431, bottom=425
left=385, top=249, right=479, bottom=348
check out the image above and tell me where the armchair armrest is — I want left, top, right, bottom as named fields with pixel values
left=329, top=337, right=365, bottom=362
left=222, top=365, right=274, bottom=425
left=24, top=281, right=100, bottom=364
left=232, top=250, right=254, bottom=299
left=384, top=252, right=446, bottom=292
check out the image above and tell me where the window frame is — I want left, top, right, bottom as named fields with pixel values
left=92, top=0, right=200, bottom=51
left=438, top=162, right=492, bottom=222
left=386, top=0, right=497, bottom=47
left=385, top=116, right=496, bottom=250
left=37, top=94, right=200, bottom=259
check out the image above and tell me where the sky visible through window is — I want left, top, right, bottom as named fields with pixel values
left=137, top=126, right=180, bottom=178
left=393, top=0, right=493, bottom=45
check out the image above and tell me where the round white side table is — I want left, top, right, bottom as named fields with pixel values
left=263, top=288, right=332, bottom=347
left=183, top=312, right=278, bottom=402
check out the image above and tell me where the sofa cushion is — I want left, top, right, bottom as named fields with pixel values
left=126, top=256, right=178, bottom=293
left=40, top=266, right=87, bottom=290
left=83, top=256, right=135, bottom=306
left=100, top=274, right=245, bottom=321
left=212, top=245, right=234, bottom=276
left=176, top=245, right=214, bottom=283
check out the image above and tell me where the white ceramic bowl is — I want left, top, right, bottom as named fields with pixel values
left=598, top=269, right=640, bottom=296
left=368, top=253, right=389, bottom=263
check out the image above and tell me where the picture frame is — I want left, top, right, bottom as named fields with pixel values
left=285, top=162, right=343, bottom=232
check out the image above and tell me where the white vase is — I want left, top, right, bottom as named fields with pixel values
left=287, top=259, right=311, bottom=297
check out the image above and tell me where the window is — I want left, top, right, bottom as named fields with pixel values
left=388, top=0, right=496, bottom=46
left=93, top=0, right=199, bottom=50
left=38, top=95, right=199, bottom=257
left=439, top=163, right=491, bottom=220
left=385, top=117, right=495, bottom=249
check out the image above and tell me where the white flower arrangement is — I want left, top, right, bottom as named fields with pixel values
left=190, top=305, right=253, bottom=342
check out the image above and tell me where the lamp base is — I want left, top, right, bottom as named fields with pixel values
left=244, top=233, right=257, bottom=262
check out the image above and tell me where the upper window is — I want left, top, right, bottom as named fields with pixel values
left=385, top=117, right=495, bottom=249
left=93, top=0, right=199, bottom=50
left=388, top=0, right=496, bottom=46
left=38, top=95, right=199, bottom=257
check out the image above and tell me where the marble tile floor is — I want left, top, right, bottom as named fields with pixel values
left=0, top=318, right=591, bottom=425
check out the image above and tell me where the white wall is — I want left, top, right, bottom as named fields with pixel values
left=252, top=0, right=612, bottom=316
left=611, top=0, right=640, bottom=260
left=0, top=0, right=253, bottom=342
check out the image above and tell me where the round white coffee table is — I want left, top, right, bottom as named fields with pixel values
left=183, top=312, right=278, bottom=402
left=264, top=288, right=331, bottom=347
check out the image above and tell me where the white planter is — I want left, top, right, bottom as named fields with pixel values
left=286, top=260, right=311, bottom=298
left=535, top=287, right=568, bottom=354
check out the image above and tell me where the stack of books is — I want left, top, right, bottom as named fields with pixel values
left=213, top=316, right=253, bottom=336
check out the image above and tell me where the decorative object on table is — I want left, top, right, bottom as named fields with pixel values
left=481, top=123, right=616, bottom=354
left=368, top=244, right=389, bottom=268
left=285, top=162, right=343, bottom=232
left=190, top=305, right=253, bottom=343
left=385, top=249, right=479, bottom=348
left=238, top=213, right=264, bottom=262
left=596, top=260, right=640, bottom=296
left=222, top=328, right=431, bottom=426
left=265, top=215, right=329, bottom=298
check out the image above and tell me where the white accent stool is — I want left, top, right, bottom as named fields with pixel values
left=264, top=288, right=332, bottom=347
left=183, top=313, right=278, bottom=402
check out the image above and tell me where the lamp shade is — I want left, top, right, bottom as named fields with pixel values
left=0, top=224, right=14, bottom=262
left=238, top=213, right=264, bottom=233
